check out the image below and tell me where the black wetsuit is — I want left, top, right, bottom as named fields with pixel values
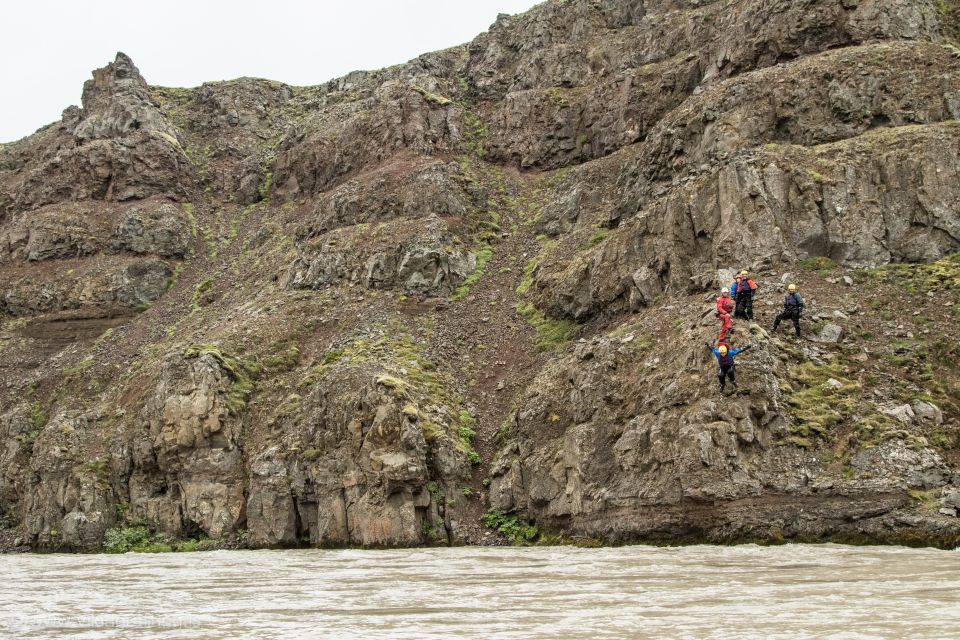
left=772, top=292, right=804, bottom=336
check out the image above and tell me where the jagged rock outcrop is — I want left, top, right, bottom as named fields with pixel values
left=286, top=218, right=477, bottom=296
left=126, top=349, right=248, bottom=539
left=534, top=122, right=960, bottom=320
left=1, top=257, right=173, bottom=316
left=75, top=53, right=179, bottom=143
left=610, top=42, right=960, bottom=225
left=248, top=363, right=469, bottom=547
left=471, top=0, right=942, bottom=169
left=0, top=206, right=103, bottom=262
left=490, top=319, right=957, bottom=543
left=111, top=202, right=192, bottom=257
left=295, top=159, right=468, bottom=240
left=1, top=53, right=191, bottom=215
left=271, top=67, right=465, bottom=201
left=21, top=411, right=119, bottom=550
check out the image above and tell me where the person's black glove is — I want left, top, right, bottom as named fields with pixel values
left=743, top=344, right=753, bottom=351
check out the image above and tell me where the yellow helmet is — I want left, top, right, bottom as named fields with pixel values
left=740, top=270, right=749, bottom=276
left=787, top=283, right=797, bottom=292
left=718, top=345, right=728, bottom=355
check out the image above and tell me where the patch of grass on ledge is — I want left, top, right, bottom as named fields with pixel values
left=452, top=246, right=493, bottom=301
left=516, top=302, right=578, bottom=351
left=783, top=362, right=860, bottom=441
left=411, top=85, right=452, bottom=106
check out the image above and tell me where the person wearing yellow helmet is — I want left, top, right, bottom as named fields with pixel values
left=705, top=340, right=752, bottom=391
left=731, top=269, right=758, bottom=320
left=772, top=283, right=804, bottom=337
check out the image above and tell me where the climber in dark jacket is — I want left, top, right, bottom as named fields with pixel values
left=731, top=270, right=758, bottom=320
left=771, top=283, right=804, bottom=337
left=706, top=341, right=752, bottom=391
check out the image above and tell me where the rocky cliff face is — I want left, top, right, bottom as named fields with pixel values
left=1, top=0, right=959, bottom=552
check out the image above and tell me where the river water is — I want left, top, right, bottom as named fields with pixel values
left=1, top=544, right=958, bottom=639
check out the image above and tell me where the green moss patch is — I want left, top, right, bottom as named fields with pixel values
left=452, top=246, right=493, bottom=301
left=516, top=303, right=578, bottom=351
left=784, top=362, right=860, bottom=439
left=184, top=344, right=261, bottom=413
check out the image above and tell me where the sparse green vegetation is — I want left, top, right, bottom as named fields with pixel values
left=412, top=85, right=452, bottom=106
left=862, top=252, right=960, bottom=293
left=63, top=356, right=94, bottom=383
left=104, top=525, right=151, bottom=553
left=183, top=344, right=261, bottom=413
left=937, top=0, right=960, bottom=46
left=481, top=511, right=539, bottom=545
left=784, top=362, right=860, bottom=440
left=259, top=172, right=273, bottom=203
left=29, top=401, right=48, bottom=431
left=798, top=256, right=838, bottom=276
left=167, top=263, right=186, bottom=291
left=458, top=410, right=480, bottom=464
left=588, top=227, right=611, bottom=247
left=182, top=202, right=198, bottom=240
left=452, top=246, right=493, bottom=301
left=516, top=303, right=578, bottom=351
left=191, top=278, right=214, bottom=314
left=426, top=480, right=443, bottom=504
left=104, top=524, right=221, bottom=553
left=462, top=111, right=488, bottom=158
left=184, top=144, right=213, bottom=184
left=517, top=240, right=557, bottom=296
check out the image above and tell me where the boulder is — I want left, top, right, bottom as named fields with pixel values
left=881, top=403, right=916, bottom=424
left=813, top=324, right=844, bottom=344
left=716, top=268, right=737, bottom=290
left=912, top=401, right=944, bottom=425
left=111, top=203, right=191, bottom=257
left=286, top=218, right=476, bottom=296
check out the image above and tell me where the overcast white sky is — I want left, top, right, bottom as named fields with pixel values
left=0, top=0, right=541, bottom=143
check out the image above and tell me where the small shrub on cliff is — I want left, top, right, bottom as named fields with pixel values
left=458, top=410, right=481, bottom=464
left=28, top=402, right=48, bottom=430
left=481, top=511, right=538, bottom=545
left=587, top=227, right=611, bottom=247
left=798, top=256, right=837, bottom=276
left=104, top=526, right=151, bottom=553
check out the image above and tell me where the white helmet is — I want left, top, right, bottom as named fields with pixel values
left=721, top=287, right=730, bottom=295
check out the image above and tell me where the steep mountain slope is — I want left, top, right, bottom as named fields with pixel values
left=1, top=0, right=959, bottom=552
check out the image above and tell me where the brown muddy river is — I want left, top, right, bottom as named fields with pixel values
left=2, top=544, right=958, bottom=639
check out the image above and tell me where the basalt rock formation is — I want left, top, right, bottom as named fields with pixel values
left=1, top=0, right=959, bottom=552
